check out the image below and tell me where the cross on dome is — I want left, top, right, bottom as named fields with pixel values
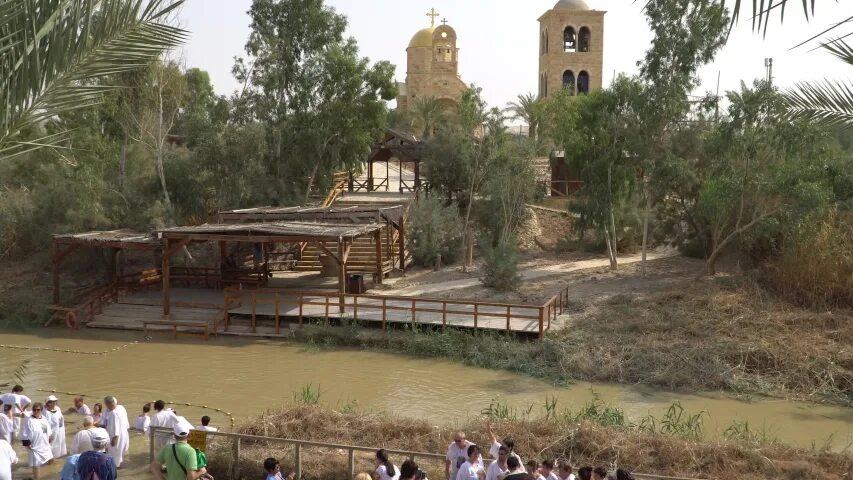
left=426, top=8, right=439, bottom=27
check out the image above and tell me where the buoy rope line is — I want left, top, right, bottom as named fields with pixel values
left=35, top=388, right=236, bottom=429
left=0, top=341, right=138, bottom=355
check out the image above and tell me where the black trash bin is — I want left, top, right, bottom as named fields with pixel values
left=347, top=274, right=365, bottom=294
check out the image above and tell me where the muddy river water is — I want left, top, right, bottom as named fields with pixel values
left=1, top=329, right=851, bottom=477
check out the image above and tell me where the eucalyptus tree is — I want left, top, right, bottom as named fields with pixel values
left=0, top=0, right=186, bottom=159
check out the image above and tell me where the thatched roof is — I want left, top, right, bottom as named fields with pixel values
left=53, top=229, right=159, bottom=250
left=218, top=205, right=405, bottom=225
left=159, top=221, right=383, bottom=242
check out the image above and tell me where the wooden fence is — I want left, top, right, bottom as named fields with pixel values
left=222, top=285, right=571, bottom=339
left=147, top=427, right=705, bottom=480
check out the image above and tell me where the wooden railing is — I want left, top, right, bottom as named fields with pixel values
left=147, top=427, right=704, bottom=480
left=220, top=286, right=568, bottom=338
left=47, top=281, right=119, bottom=327
left=539, top=180, right=584, bottom=197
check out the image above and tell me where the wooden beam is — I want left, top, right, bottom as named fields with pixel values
left=52, top=243, right=79, bottom=264
left=337, top=240, right=346, bottom=313
left=315, top=242, right=342, bottom=265
left=162, top=239, right=172, bottom=318
left=374, top=230, right=383, bottom=284
left=164, top=237, right=192, bottom=258
left=162, top=233, right=359, bottom=244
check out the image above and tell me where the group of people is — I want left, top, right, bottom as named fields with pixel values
left=0, top=386, right=220, bottom=480
left=262, top=425, right=635, bottom=480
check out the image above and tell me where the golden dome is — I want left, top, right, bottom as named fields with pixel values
left=408, top=27, right=435, bottom=48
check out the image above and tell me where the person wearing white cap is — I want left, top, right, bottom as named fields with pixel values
left=150, top=416, right=207, bottom=480
left=44, top=395, right=67, bottom=458
left=71, top=416, right=109, bottom=455
left=0, top=404, right=13, bottom=444
left=21, top=401, right=53, bottom=480
left=0, top=438, right=17, bottom=480
left=60, top=428, right=116, bottom=480
left=100, top=396, right=130, bottom=468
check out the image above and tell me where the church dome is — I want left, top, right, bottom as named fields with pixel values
left=553, top=0, right=590, bottom=10
left=408, top=27, right=435, bottom=48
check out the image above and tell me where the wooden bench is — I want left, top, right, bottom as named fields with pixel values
left=143, top=320, right=209, bottom=340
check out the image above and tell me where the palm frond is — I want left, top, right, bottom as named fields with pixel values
left=718, top=0, right=819, bottom=36
left=822, top=37, right=853, bottom=66
left=784, top=79, right=853, bottom=127
left=0, top=0, right=187, bottom=158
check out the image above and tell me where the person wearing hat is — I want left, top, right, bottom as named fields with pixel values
left=60, top=428, right=116, bottom=480
left=44, top=395, right=67, bottom=458
left=100, top=396, right=130, bottom=468
left=150, top=417, right=208, bottom=480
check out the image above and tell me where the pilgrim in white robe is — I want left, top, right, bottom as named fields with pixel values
left=150, top=408, right=177, bottom=450
left=43, top=407, right=66, bottom=458
left=21, top=415, right=53, bottom=467
left=0, top=415, right=13, bottom=444
left=101, top=405, right=129, bottom=466
left=71, top=427, right=108, bottom=455
left=0, top=439, right=17, bottom=480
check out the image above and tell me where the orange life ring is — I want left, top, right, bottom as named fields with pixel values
left=65, top=311, right=79, bottom=329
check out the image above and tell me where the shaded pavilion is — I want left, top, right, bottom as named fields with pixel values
left=358, top=129, right=423, bottom=193
left=157, top=221, right=385, bottom=318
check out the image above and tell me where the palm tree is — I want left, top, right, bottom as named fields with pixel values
left=720, top=0, right=853, bottom=126
left=0, top=0, right=187, bottom=159
left=504, top=93, right=544, bottom=140
left=410, top=97, right=447, bottom=139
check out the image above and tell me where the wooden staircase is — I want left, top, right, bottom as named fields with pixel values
left=292, top=226, right=404, bottom=276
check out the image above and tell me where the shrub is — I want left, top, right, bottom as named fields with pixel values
left=480, top=242, right=521, bottom=291
left=408, top=197, right=463, bottom=267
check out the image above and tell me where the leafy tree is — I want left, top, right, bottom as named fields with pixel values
left=233, top=0, right=396, bottom=202
left=634, top=0, right=729, bottom=275
left=410, top=97, right=447, bottom=139
left=0, top=0, right=186, bottom=158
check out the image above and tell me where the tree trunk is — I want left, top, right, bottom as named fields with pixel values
left=304, top=163, right=320, bottom=204
left=603, top=226, right=617, bottom=269
left=119, top=130, right=128, bottom=193
left=462, top=195, right=474, bottom=273
left=640, top=176, right=651, bottom=277
left=697, top=209, right=780, bottom=279
left=607, top=164, right=618, bottom=270
left=156, top=80, right=174, bottom=223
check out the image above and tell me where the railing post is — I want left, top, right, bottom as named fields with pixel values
left=538, top=306, right=545, bottom=339
left=348, top=448, right=355, bottom=480
left=231, top=437, right=241, bottom=480
left=442, top=301, right=447, bottom=331
left=295, top=443, right=302, bottom=480
left=410, top=298, right=416, bottom=328
left=324, top=295, right=330, bottom=325
left=354, top=295, right=359, bottom=322
left=382, top=297, right=387, bottom=334
left=506, top=305, right=511, bottom=334
left=474, top=304, right=479, bottom=335
left=149, top=426, right=155, bottom=464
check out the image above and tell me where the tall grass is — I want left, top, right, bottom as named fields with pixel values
left=293, top=384, right=322, bottom=405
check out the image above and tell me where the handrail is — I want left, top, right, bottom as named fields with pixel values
left=146, top=426, right=705, bottom=480
left=48, top=280, right=120, bottom=327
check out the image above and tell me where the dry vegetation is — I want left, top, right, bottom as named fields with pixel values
left=206, top=405, right=853, bottom=480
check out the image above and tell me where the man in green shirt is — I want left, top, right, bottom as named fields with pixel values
left=149, top=417, right=207, bottom=480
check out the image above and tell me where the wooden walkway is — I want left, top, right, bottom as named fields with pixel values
left=85, top=286, right=568, bottom=339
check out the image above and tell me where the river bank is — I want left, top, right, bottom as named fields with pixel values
left=296, top=267, right=853, bottom=407
left=213, top=405, right=853, bottom=480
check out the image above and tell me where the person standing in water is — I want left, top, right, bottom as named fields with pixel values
left=136, top=403, right=152, bottom=433
left=100, top=396, right=130, bottom=468
left=44, top=395, right=67, bottom=458
left=0, top=405, right=13, bottom=444
left=0, top=437, right=17, bottom=480
left=21, top=402, right=53, bottom=480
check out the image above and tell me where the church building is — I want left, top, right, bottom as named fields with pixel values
left=538, top=0, right=605, bottom=98
left=396, top=9, right=469, bottom=113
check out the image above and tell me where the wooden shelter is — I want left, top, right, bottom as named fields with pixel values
left=51, top=230, right=161, bottom=316
left=358, top=129, right=423, bottom=193
left=158, top=221, right=386, bottom=317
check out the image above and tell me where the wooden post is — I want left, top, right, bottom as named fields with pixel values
left=295, top=443, right=302, bottom=480
left=382, top=297, right=387, bottom=333
left=348, top=449, right=355, bottom=480
left=338, top=240, right=346, bottom=314
left=506, top=305, right=511, bottom=333
left=398, top=221, right=406, bottom=273
left=324, top=295, right=330, bottom=325
left=162, top=239, right=171, bottom=318
left=368, top=161, right=374, bottom=191
left=374, top=230, right=383, bottom=284
left=231, top=437, right=241, bottom=480
left=474, top=303, right=479, bottom=334
left=148, top=426, right=155, bottom=464
left=410, top=298, right=416, bottom=328
left=442, top=302, right=447, bottom=331
left=274, top=293, right=280, bottom=335
left=353, top=295, right=359, bottom=322
left=52, top=241, right=60, bottom=305
left=538, top=307, right=545, bottom=339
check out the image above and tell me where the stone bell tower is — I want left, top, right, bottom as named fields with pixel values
left=538, top=0, right=605, bottom=98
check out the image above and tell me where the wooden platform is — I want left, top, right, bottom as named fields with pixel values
left=84, top=285, right=562, bottom=338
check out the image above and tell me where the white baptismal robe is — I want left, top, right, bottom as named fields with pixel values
left=43, top=407, right=66, bottom=458
left=21, top=415, right=53, bottom=467
left=101, top=405, right=130, bottom=466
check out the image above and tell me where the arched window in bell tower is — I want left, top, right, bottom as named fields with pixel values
left=578, top=27, right=591, bottom=52
left=578, top=71, right=590, bottom=94
left=562, top=70, right=576, bottom=95
left=541, top=31, right=546, bottom=55
left=563, top=26, right=576, bottom=52
left=545, top=29, right=549, bottom=53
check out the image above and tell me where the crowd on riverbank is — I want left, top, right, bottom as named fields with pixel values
left=0, top=386, right=220, bottom=480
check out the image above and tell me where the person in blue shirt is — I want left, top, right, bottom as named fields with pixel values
left=60, top=429, right=116, bottom=480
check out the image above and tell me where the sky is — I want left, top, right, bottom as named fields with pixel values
left=178, top=0, right=853, bottom=112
